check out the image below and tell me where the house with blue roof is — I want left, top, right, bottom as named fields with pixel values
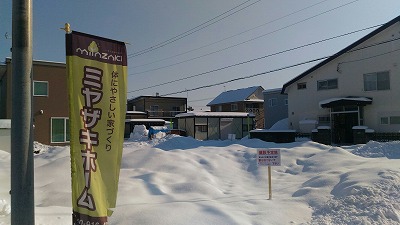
left=207, top=86, right=264, bottom=128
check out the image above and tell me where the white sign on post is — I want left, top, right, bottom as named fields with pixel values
left=257, top=148, right=281, bottom=200
left=257, top=149, right=281, bottom=166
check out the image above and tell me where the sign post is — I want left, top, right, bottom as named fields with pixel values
left=257, top=149, right=281, bottom=200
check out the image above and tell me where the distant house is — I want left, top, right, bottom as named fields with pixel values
left=176, top=111, right=255, bottom=140
left=127, top=95, right=187, bottom=129
left=281, top=15, right=400, bottom=144
left=207, top=86, right=264, bottom=128
left=263, top=88, right=288, bottom=129
left=0, top=58, right=69, bottom=145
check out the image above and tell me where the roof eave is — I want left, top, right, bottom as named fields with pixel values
left=281, top=15, right=400, bottom=94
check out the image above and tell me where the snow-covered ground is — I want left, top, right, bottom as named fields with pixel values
left=0, top=131, right=399, bottom=225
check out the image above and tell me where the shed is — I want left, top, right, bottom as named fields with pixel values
left=175, top=112, right=255, bottom=140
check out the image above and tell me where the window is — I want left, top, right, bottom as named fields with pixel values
left=297, top=82, right=307, bottom=90
left=380, top=117, right=389, bottom=125
left=317, top=78, right=338, bottom=90
left=231, top=103, right=238, bottom=111
left=284, top=99, right=288, bottom=105
left=196, top=125, right=207, bottom=132
left=268, top=98, right=277, bottom=107
left=171, top=106, right=181, bottom=116
left=51, top=118, right=69, bottom=143
left=150, top=105, right=159, bottom=116
left=364, top=71, right=390, bottom=91
left=380, top=116, right=400, bottom=124
left=216, top=105, right=222, bottom=112
left=318, top=116, right=331, bottom=126
left=390, top=116, right=400, bottom=124
left=33, top=81, right=48, bottom=96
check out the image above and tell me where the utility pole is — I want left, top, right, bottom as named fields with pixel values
left=11, top=0, right=34, bottom=224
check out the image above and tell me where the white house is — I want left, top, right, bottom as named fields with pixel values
left=282, top=15, right=400, bottom=144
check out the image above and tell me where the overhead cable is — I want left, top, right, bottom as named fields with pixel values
left=128, top=0, right=261, bottom=58
left=131, top=0, right=331, bottom=69
left=130, top=0, right=360, bottom=76
left=160, top=44, right=400, bottom=97
left=127, top=24, right=382, bottom=93
left=160, top=57, right=329, bottom=96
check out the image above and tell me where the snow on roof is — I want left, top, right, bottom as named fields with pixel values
left=125, top=119, right=166, bottom=122
left=126, top=111, right=147, bottom=115
left=299, top=119, right=318, bottom=124
left=250, top=129, right=296, bottom=133
left=262, top=88, right=282, bottom=93
left=319, top=97, right=372, bottom=107
left=175, top=111, right=255, bottom=118
left=244, top=99, right=264, bottom=102
left=207, top=86, right=263, bottom=106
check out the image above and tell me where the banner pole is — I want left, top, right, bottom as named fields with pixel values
left=11, top=0, right=34, bottom=224
left=268, top=165, right=272, bottom=200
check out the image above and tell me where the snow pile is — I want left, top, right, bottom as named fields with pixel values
left=0, top=199, right=11, bottom=218
left=128, top=125, right=149, bottom=141
left=311, top=170, right=400, bottom=224
left=0, top=138, right=400, bottom=224
left=33, top=141, right=49, bottom=154
left=269, top=118, right=288, bottom=130
left=352, top=141, right=400, bottom=159
left=0, top=150, right=10, bottom=224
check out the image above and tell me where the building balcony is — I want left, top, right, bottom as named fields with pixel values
left=245, top=108, right=262, bottom=114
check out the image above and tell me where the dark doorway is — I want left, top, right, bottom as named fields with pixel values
left=332, top=113, right=358, bottom=144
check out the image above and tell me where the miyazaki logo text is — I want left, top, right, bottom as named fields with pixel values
left=76, top=41, right=123, bottom=62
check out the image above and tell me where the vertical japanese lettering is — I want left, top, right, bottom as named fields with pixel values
left=77, top=66, right=104, bottom=211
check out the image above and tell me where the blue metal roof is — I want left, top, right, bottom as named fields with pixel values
left=207, top=86, right=263, bottom=106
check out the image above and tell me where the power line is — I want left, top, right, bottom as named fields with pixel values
left=160, top=44, right=400, bottom=97
left=127, top=24, right=381, bottom=93
left=130, top=0, right=361, bottom=76
left=188, top=97, right=215, bottom=103
left=161, top=57, right=329, bottom=96
left=128, top=0, right=261, bottom=58
left=131, top=0, right=331, bottom=69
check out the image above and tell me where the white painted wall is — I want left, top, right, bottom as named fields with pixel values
left=286, top=22, right=400, bottom=133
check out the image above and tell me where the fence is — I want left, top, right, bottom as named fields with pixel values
left=367, top=132, right=400, bottom=142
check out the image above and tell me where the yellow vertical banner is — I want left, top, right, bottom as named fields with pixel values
left=66, top=31, right=127, bottom=224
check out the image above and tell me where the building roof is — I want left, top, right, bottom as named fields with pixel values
left=207, top=86, right=264, bottom=106
left=263, top=87, right=284, bottom=94
left=319, top=97, right=372, bottom=108
left=281, top=15, right=400, bottom=94
left=128, top=95, right=187, bottom=103
left=5, top=57, right=66, bottom=67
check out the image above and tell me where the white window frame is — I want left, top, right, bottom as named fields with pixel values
left=33, top=80, right=49, bottom=96
left=50, top=117, right=69, bottom=143
left=380, top=117, right=389, bottom=125
left=364, top=71, right=390, bottom=91
left=268, top=98, right=277, bottom=107
left=231, top=103, right=238, bottom=111
left=317, top=78, right=338, bottom=91
left=297, top=82, right=307, bottom=90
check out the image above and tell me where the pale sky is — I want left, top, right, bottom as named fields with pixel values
left=1, top=0, right=400, bottom=110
